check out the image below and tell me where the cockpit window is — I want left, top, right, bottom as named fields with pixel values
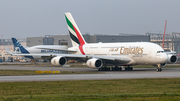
left=157, top=51, right=164, bottom=53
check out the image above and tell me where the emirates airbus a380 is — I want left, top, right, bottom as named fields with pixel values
left=50, top=12, right=177, bottom=72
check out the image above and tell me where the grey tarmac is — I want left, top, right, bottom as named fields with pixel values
left=0, top=65, right=180, bottom=82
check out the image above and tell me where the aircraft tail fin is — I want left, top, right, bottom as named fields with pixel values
left=65, top=12, right=87, bottom=47
left=11, top=38, right=29, bottom=54
left=5, top=47, right=12, bottom=54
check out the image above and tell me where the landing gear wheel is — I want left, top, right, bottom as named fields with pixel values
left=119, top=67, right=122, bottom=71
left=98, top=66, right=111, bottom=71
left=103, top=66, right=108, bottom=71
left=99, top=66, right=122, bottom=71
left=114, top=66, right=119, bottom=71
left=157, top=68, right=162, bottom=72
left=125, top=66, right=133, bottom=71
left=98, top=68, right=102, bottom=71
left=111, top=67, right=114, bottom=71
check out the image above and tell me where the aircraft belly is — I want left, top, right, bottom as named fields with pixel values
left=133, top=56, right=161, bottom=65
left=131, top=55, right=149, bottom=65
left=104, top=60, right=120, bottom=65
left=32, top=56, right=41, bottom=60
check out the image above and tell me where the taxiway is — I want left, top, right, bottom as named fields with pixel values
left=0, top=65, right=180, bottom=82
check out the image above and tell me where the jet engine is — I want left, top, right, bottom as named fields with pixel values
left=167, top=54, right=177, bottom=64
left=86, top=58, right=103, bottom=68
left=51, top=56, right=67, bottom=66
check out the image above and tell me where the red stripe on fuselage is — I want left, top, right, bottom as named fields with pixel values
left=79, top=45, right=85, bottom=55
left=73, top=25, right=85, bottom=55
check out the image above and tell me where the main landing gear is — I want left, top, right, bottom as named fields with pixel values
left=125, top=66, right=133, bottom=71
left=98, top=66, right=133, bottom=71
left=112, top=66, right=122, bottom=71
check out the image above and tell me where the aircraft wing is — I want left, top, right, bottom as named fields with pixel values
left=12, top=53, right=84, bottom=58
left=57, top=54, right=131, bottom=65
left=12, top=53, right=131, bottom=65
left=165, top=51, right=176, bottom=54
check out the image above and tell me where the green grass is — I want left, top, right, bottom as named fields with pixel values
left=0, top=70, right=99, bottom=76
left=0, top=70, right=38, bottom=76
left=0, top=78, right=180, bottom=100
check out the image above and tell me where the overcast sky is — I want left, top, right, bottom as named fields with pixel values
left=0, top=0, right=180, bottom=39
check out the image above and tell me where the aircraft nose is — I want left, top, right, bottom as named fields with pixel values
left=161, top=53, right=168, bottom=63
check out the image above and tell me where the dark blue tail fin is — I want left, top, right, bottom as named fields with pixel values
left=11, top=38, right=29, bottom=54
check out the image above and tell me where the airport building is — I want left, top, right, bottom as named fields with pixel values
left=26, top=34, right=150, bottom=47
left=0, top=38, right=26, bottom=61
left=146, top=32, right=180, bottom=54
left=26, top=33, right=180, bottom=54
left=1, top=33, right=180, bottom=61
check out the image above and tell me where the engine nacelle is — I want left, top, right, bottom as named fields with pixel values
left=86, top=58, right=103, bottom=68
left=167, top=54, right=177, bottom=64
left=51, top=56, right=67, bottom=66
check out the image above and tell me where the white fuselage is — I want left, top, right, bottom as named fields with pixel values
left=15, top=45, right=67, bottom=60
left=70, top=42, right=168, bottom=65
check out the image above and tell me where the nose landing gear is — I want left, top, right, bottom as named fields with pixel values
left=157, top=68, right=162, bottom=72
left=157, top=64, right=162, bottom=72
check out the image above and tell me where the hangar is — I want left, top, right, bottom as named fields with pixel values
left=146, top=32, right=180, bottom=54
left=1, top=33, right=180, bottom=61
left=26, top=34, right=150, bottom=47
left=26, top=33, right=180, bottom=54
